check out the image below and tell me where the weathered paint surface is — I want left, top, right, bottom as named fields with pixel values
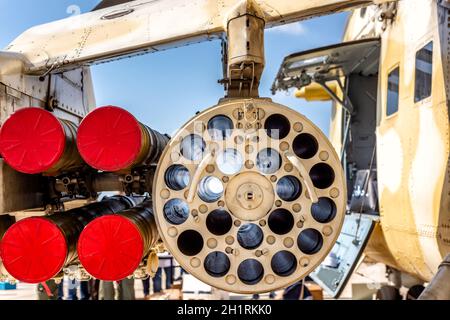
left=4, top=0, right=394, bottom=73
left=335, top=0, right=450, bottom=281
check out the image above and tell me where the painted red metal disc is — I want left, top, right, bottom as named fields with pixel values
left=77, top=215, right=144, bottom=281
left=0, top=217, right=67, bottom=283
left=77, top=106, right=142, bottom=172
left=0, top=108, right=66, bottom=174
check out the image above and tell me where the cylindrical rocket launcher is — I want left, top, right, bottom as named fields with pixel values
left=0, top=196, right=134, bottom=284
left=77, top=106, right=169, bottom=172
left=153, top=98, right=347, bottom=294
left=77, top=200, right=159, bottom=281
left=0, top=107, right=83, bottom=175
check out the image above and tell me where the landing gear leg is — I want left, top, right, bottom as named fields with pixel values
left=375, top=285, right=402, bottom=300
left=419, top=254, right=450, bottom=300
left=386, top=266, right=402, bottom=289
left=376, top=266, right=402, bottom=300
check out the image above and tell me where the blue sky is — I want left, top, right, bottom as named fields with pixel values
left=0, top=1, right=348, bottom=136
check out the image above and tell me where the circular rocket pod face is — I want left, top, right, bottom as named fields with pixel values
left=0, top=108, right=67, bottom=174
left=77, top=106, right=143, bottom=172
left=77, top=215, right=144, bottom=281
left=153, top=99, right=346, bottom=294
left=0, top=218, right=68, bottom=283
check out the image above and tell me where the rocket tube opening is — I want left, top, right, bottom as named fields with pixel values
left=204, top=251, right=230, bottom=278
left=264, top=114, right=291, bottom=140
left=237, top=259, right=264, bottom=285
left=177, top=230, right=204, bottom=256
left=293, top=133, right=319, bottom=159
left=310, top=163, right=335, bottom=189
left=180, top=134, right=206, bottom=161
left=207, top=115, right=234, bottom=140
left=256, top=148, right=282, bottom=175
left=268, top=209, right=295, bottom=235
left=197, top=176, right=224, bottom=203
left=206, top=209, right=233, bottom=236
left=237, top=223, right=263, bottom=250
left=276, top=176, right=302, bottom=201
left=312, top=197, right=337, bottom=223
left=271, top=251, right=297, bottom=277
left=0, top=108, right=67, bottom=174
left=297, top=228, right=323, bottom=255
left=164, top=165, right=190, bottom=191
left=216, top=149, right=243, bottom=175
left=163, top=199, right=190, bottom=225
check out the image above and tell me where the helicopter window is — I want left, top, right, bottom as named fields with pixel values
left=360, top=7, right=367, bottom=18
left=386, top=67, right=400, bottom=116
left=414, top=41, right=433, bottom=103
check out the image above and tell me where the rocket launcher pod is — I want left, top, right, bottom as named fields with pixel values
left=152, top=99, right=347, bottom=294
left=0, top=107, right=83, bottom=175
left=77, top=200, right=159, bottom=281
left=77, top=106, right=169, bottom=172
left=0, top=196, right=134, bottom=283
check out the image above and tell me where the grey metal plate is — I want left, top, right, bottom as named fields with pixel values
left=310, top=213, right=376, bottom=298
left=271, top=38, right=380, bottom=93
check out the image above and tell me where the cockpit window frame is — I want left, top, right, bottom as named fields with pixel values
left=414, top=41, right=433, bottom=104
left=386, top=64, right=400, bottom=118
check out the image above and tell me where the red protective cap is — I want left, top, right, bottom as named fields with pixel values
left=0, top=218, right=67, bottom=283
left=77, top=215, right=144, bottom=281
left=77, top=106, right=143, bottom=172
left=0, top=107, right=66, bottom=174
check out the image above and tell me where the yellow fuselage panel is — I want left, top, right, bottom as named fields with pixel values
left=341, top=0, right=450, bottom=281
left=295, top=82, right=338, bottom=101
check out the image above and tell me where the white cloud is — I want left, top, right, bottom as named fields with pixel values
left=267, top=22, right=306, bottom=35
